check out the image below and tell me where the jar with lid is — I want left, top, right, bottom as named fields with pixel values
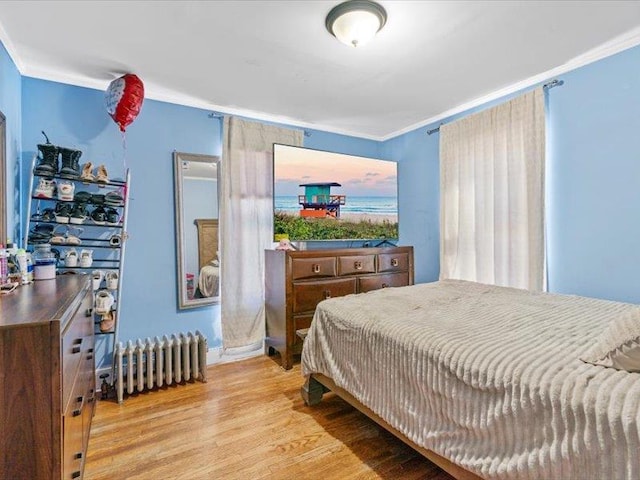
left=33, top=244, right=57, bottom=280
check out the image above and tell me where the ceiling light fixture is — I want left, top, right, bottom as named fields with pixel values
left=325, top=0, right=387, bottom=48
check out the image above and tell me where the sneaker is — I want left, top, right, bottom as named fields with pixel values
left=92, top=270, right=104, bottom=290
left=79, top=249, right=93, bottom=268
left=90, top=206, right=107, bottom=225
left=81, top=162, right=94, bottom=182
left=105, top=208, right=120, bottom=225
left=34, top=178, right=56, bottom=199
left=69, top=203, right=87, bottom=225
left=104, top=191, right=124, bottom=207
left=64, top=249, right=78, bottom=267
left=96, top=164, right=109, bottom=184
left=57, top=181, right=75, bottom=201
left=41, top=208, right=56, bottom=223
left=54, top=203, right=72, bottom=224
left=74, top=191, right=91, bottom=204
left=105, top=271, right=119, bottom=290
left=91, top=194, right=105, bottom=205
left=99, top=311, right=115, bottom=332
left=95, top=289, right=114, bottom=314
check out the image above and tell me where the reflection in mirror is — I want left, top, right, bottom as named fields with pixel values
left=173, top=152, right=220, bottom=309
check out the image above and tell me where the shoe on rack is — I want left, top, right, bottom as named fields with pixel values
left=91, top=194, right=105, bottom=205
left=91, top=206, right=107, bottom=225
left=99, top=310, right=115, bottom=332
left=66, top=227, right=83, bottom=246
left=69, top=203, right=87, bottom=225
left=54, top=202, right=72, bottom=224
left=105, top=271, right=119, bottom=290
left=95, top=289, right=114, bottom=314
left=92, top=270, right=104, bottom=290
left=33, top=143, right=59, bottom=177
left=50, top=226, right=67, bottom=245
left=105, top=208, right=120, bottom=225
left=80, top=162, right=94, bottom=182
left=41, top=208, right=56, bottom=223
left=34, top=178, right=56, bottom=199
left=57, top=181, right=75, bottom=201
left=79, top=249, right=93, bottom=268
left=63, top=249, right=78, bottom=267
left=58, top=147, right=82, bottom=179
left=104, top=191, right=124, bottom=207
left=95, top=165, right=109, bottom=185
left=74, top=191, right=91, bottom=204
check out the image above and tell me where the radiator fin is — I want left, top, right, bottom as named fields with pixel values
left=114, top=330, right=208, bottom=403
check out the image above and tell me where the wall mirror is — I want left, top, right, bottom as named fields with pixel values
left=173, top=152, right=220, bottom=309
left=0, top=111, right=6, bottom=246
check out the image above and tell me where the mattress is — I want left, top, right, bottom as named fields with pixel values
left=301, top=280, right=640, bottom=479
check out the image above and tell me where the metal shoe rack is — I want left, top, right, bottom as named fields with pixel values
left=24, top=154, right=131, bottom=378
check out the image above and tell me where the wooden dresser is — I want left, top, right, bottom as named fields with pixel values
left=265, top=246, right=414, bottom=369
left=0, top=275, right=95, bottom=480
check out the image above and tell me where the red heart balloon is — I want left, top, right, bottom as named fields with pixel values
left=105, top=74, right=145, bottom=132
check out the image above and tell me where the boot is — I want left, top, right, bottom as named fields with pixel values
left=33, top=143, right=59, bottom=177
left=58, top=147, right=82, bottom=179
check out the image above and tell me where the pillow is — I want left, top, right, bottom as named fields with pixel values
left=581, top=308, right=640, bottom=372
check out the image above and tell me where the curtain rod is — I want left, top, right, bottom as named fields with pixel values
left=426, top=79, right=564, bottom=135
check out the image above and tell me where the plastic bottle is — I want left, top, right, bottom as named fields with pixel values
left=16, top=249, right=28, bottom=285
left=0, top=245, right=7, bottom=284
left=26, top=252, right=34, bottom=283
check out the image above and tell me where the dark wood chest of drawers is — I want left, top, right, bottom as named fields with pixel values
left=0, top=276, right=95, bottom=480
left=265, top=246, right=414, bottom=369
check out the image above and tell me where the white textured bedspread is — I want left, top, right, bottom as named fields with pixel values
left=301, top=280, right=640, bottom=479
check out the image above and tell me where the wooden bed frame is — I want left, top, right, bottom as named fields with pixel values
left=301, top=374, right=483, bottom=480
left=194, top=218, right=218, bottom=270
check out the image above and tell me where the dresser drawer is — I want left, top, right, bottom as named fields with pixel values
left=338, top=254, right=376, bottom=276
left=293, top=278, right=357, bottom=313
left=359, top=272, right=409, bottom=293
left=377, top=252, right=409, bottom=273
left=291, top=257, right=337, bottom=280
left=62, top=290, right=93, bottom=408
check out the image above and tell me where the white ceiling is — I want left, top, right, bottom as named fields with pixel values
left=1, top=1, right=640, bottom=140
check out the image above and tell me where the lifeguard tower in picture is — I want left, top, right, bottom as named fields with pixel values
left=298, top=182, right=346, bottom=219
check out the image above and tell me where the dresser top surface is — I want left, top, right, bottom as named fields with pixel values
left=0, top=275, right=90, bottom=328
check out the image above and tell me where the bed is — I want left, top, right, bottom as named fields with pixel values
left=301, top=279, right=640, bottom=480
left=194, top=218, right=219, bottom=298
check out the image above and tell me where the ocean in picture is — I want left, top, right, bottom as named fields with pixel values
left=274, top=195, right=397, bottom=218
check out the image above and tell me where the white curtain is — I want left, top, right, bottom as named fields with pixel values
left=220, top=117, right=302, bottom=349
left=439, top=88, right=545, bottom=291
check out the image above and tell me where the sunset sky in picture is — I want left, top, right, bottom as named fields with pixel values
left=274, top=145, right=398, bottom=197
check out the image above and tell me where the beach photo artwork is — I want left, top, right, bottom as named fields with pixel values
left=273, top=145, right=398, bottom=241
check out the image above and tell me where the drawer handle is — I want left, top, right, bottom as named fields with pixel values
left=312, top=264, right=321, bottom=274
left=323, top=290, right=332, bottom=299
left=76, top=395, right=84, bottom=403
left=72, top=408, right=82, bottom=417
left=354, top=261, right=363, bottom=270
left=74, top=452, right=83, bottom=460
left=88, top=348, right=94, bottom=353
left=382, top=283, right=389, bottom=288
left=87, top=354, right=93, bottom=360
left=390, top=258, right=399, bottom=267
left=72, top=345, right=81, bottom=354
left=85, top=308, right=93, bottom=317
left=72, top=471, right=81, bottom=479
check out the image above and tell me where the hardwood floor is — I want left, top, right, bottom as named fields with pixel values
left=85, top=356, right=454, bottom=480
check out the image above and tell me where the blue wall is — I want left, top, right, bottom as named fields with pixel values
left=384, top=43, right=640, bottom=303
left=0, top=42, right=21, bottom=243
left=20, top=77, right=381, bottom=365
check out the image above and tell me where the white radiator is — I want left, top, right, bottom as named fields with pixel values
left=114, top=331, right=208, bottom=403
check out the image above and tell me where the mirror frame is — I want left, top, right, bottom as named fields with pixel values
left=173, top=151, right=220, bottom=309
left=0, top=110, right=6, bottom=246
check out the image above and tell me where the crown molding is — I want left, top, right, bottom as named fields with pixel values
left=21, top=63, right=383, bottom=142
left=380, top=26, right=640, bottom=142
left=0, top=18, right=25, bottom=73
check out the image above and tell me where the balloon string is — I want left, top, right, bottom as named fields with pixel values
left=121, top=130, right=128, bottom=173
